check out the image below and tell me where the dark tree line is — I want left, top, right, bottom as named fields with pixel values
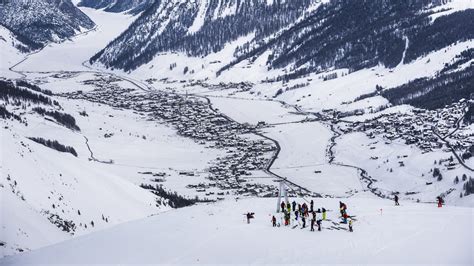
left=465, top=104, right=474, bottom=125
left=28, top=137, right=78, bottom=157
left=382, top=65, right=473, bottom=109
left=140, top=183, right=213, bottom=208
left=46, top=213, right=76, bottom=234
left=33, top=107, right=80, bottom=131
left=0, top=105, right=21, bottom=121
left=440, top=48, right=474, bottom=75
left=16, top=80, right=53, bottom=96
left=463, top=177, right=474, bottom=196
left=0, top=80, right=53, bottom=105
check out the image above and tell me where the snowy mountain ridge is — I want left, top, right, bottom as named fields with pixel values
left=0, top=0, right=95, bottom=51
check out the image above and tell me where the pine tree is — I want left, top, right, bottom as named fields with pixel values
left=433, top=167, right=441, bottom=178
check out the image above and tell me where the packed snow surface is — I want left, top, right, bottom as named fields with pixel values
left=1, top=196, right=472, bottom=265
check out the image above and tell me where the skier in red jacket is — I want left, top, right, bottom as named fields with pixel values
left=437, top=196, right=443, bottom=208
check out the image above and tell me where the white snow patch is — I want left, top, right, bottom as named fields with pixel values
left=428, top=0, right=474, bottom=21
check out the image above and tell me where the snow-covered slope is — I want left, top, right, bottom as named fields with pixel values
left=0, top=80, right=169, bottom=256
left=0, top=0, right=95, bottom=51
left=1, top=197, right=473, bottom=265
left=0, top=26, right=27, bottom=79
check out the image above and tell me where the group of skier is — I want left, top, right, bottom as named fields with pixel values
left=271, top=200, right=354, bottom=232
left=259, top=195, right=445, bottom=233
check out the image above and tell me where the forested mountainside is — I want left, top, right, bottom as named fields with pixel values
left=90, top=0, right=317, bottom=71
left=222, top=0, right=474, bottom=79
left=0, top=0, right=95, bottom=52
left=91, top=0, right=473, bottom=78
left=383, top=65, right=474, bottom=110
left=78, top=0, right=155, bottom=15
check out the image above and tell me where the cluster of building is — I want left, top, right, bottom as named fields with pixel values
left=62, top=77, right=279, bottom=197
left=335, top=101, right=473, bottom=156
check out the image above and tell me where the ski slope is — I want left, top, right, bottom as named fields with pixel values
left=1, top=196, right=472, bottom=265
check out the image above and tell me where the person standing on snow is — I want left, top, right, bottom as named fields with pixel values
left=287, top=202, right=292, bottom=214
left=437, top=196, right=443, bottom=208
left=316, top=219, right=322, bottom=231
left=310, top=218, right=315, bottom=231
left=339, top=201, right=347, bottom=216
left=283, top=211, right=289, bottom=226
left=348, top=219, right=353, bottom=232
left=281, top=201, right=286, bottom=212
left=246, top=212, right=254, bottom=224
left=295, top=210, right=299, bottom=221
left=322, top=208, right=327, bottom=220
left=310, top=200, right=314, bottom=212
left=302, top=216, right=306, bottom=228
left=394, top=195, right=400, bottom=206
left=272, top=215, right=277, bottom=227
left=292, top=201, right=297, bottom=212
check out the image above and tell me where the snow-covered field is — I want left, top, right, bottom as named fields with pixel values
left=14, top=7, right=135, bottom=73
left=264, top=122, right=364, bottom=196
left=335, top=132, right=474, bottom=206
left=1, top=196, right=473, bottom=265
left=207, top=97, right=304, bottom=125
